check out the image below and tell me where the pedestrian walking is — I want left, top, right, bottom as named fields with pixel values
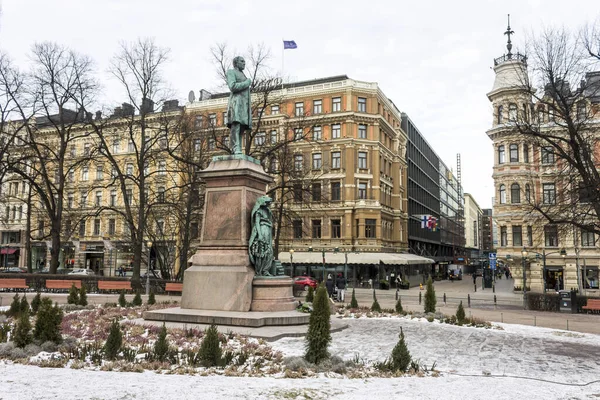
left=326, top=275, right=334, bottom=298
left=336, top=273, right=347, bottom=302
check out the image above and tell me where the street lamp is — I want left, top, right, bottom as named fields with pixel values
left=289, top=249, right=295, bottom=277
left=521, top=248, right=528, bottom=309
left=146, top=241, right=152, bottom=296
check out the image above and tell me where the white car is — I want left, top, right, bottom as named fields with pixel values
left=68, top=268, right=95, bottom=276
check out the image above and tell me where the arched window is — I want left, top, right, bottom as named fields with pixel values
left=498, top=145, right=505, bottom=164
left=509, top=144, right=519, bottom=162
left=499, top=185, right=506, bottom=204
left=511, top=183, right=521, bottom=203
left=523, top=144, right=529, bottom=163
left=508, top=103, right=518, bottom=122
left=525, top=184, right=531, bottom=202
left=497, top=105, right=504, bottom=124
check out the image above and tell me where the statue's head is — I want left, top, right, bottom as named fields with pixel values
left=233, top=56, right=246, bottom=71
left=258, top=195, right=272, bottom=206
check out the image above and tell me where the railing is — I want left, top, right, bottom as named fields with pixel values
left=494, top=52, right=527, bottom=66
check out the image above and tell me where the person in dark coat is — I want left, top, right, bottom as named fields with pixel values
left=325, top=276, right=335, bottom=298
left=336, top=273, right=347, bottom=302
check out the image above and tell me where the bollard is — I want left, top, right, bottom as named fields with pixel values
left=501, top=312, right=503, bottom=323
left=443, top=293, right=446, bottom=305
left=493, top=283, right=495, bottom=293
left=419, top=292, right=422, bottom=305
left=467, top=294, right=471, bottom=308
left=494, top=295, right=497, bottom=309
left=474, top=283, right=477, bottom=292
left=567, top=320, right=569, bottom=331
left=395, top=288, right=399, bottom=301
left=534, top=316, right=536, bottom=327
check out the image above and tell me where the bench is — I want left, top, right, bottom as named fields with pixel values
left=46, top=280, right=82, bottom=290
left=98, top=280, right=132, bottom=292
left=165, top=282, right=183, bottom=293
left=582, top=299, right=600, bottom=314
left=0, top=278, right=29, bottom=290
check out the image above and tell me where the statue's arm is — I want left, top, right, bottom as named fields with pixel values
left=227, top=70, right=251, bottom=93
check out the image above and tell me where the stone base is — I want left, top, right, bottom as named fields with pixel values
left=180, top=263, right=254, bottom=312
left=143, top=307, right=309, bottom=328
left=250, top=276, right=296, bottom=312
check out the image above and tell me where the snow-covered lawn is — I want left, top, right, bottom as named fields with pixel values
left=2, top=314, right=600, bottom=399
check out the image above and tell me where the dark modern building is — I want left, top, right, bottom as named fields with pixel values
left=481, top=208, right=494, bottom=253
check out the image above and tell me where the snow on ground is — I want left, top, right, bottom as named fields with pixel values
left=2, top=316, right=600, bottom=399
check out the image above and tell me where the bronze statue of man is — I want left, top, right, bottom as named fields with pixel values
left=226, top=56, right=252, bottom=155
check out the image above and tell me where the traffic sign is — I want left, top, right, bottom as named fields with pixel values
left=490, top=258, right=497, bottom=270
left=489, top=253, right=497, bottom=260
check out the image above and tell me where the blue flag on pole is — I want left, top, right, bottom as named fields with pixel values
left=283, top=40, right=297, bottom=49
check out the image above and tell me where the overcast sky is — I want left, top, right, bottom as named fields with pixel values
left=0, top=0, right=597, bottom=208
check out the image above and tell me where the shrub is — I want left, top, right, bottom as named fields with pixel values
left=33, top=298, right=63, bottom=344
left=350, top=288, right=358, bottom=308
left=304, top=284, right=331, bottom=364
left=424, top=276, right=437, bottom=313
left=132, top=292, right=143, bottom=307
left=395, top=297, right=403, bottom=313
left=153, top=324, right=169, bottom=362
left=527, top=293, right=560, bottom=311
left=147, top=291, right=156, bottom=305
left=79, top=285, right=88, bottom=307
left=0, top=322, right=10, bottom=343
left=371, top=294, right=382, bottom=313
left=118, top=291, right=127, bottom=307
left=379, top=280, right=390, bottom=290
left=67, top=284, right=79, bottom=305
left=8, top=294, right=20, bottom=318
left=104, top=320, right=123, bottom=360
left=19, top=295, right=29, bottom=315
left=13, top=311, right=32, bottom=348
left=306, top=286, right=314, bottom=303
left=390, top=327, right=411, bottom=372
left=198, top=324, right=221, bottom=367
left=456, top=301, right=466, bottom=325
left=31, top=293, right=42, bottom=314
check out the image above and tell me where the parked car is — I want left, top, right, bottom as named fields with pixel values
left=68, top=268, right=95, bottom=276
left=1, top=267, right=26, bottom=273
left=449, top=269, right=463, bottom=280
left=293, top=276, right=318, bottom=291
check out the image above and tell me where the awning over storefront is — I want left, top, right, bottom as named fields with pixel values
left=278, top=252, right=434, bottom=265
left=0, top=248, right=19, bottom=255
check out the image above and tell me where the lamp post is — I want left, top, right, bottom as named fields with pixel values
left=289, top=249, right=295, bottom=277
left=521, top=248, right=528, bottom=309
left=321, top=249, right=326, bottom=282
left=146, top=241, right=152, bottom=296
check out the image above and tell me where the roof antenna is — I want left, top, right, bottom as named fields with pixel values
left=504, top=14, right=514, bottom=58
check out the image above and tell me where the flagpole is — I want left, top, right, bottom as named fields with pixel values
left=281, top=38, right=285, bottom=84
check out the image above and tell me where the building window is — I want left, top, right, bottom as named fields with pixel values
left=79, top=220, right=86, bottom=237
left=512, top=225, right=522, bottom=247
left=312, top=183, right=321, bottom=201
left=358, top=182, right=367, bottom=199
left=313, top=99, right=322, bottom=114
left=358, top=124, right=367, bottom=139
left=331, top=124, right=341, bottom=139
left=312, top=153, right=322, bottom=169
left=126, top=163, right=134, bottom=176
left=498, top=145, right=505, bottom=164
left=126, top=188, right=133, bottom=205
left=525, top=184, right=531, bottom=202
left=95, top=190, right=102, bottom=206
left=331, top=151, right=341, bottom=169
left=295, top=102, right=304, bottom=116
left=157, top=186, right=165, bottom=202
left=509, top=144, right=519, bottom=162
left=193, top=139, right=201, bottom=151
left=312, top=220, right=322, bottom=238
left=544, top=225, right=559, bottom=247
left=294, top=154, right=303, bottom=171
left=331, top=182, right=341, bottom=201
left=358, top=97, right=367, bottom=112
left=93, top=219, right=101, bottom=236
left=508, top=103, right=517, bottom=121
left=294, top=128, right=303, bottom=141
left=500, top=226, right=507, bottom=246
left=583, top=268, right=600, bottom=290
left=83, top=143, right=90, bottom=156
left=538, top=106, right=545, bottom=123
left=579, top=182, right=593, bottom=203
left=527, top=226, right=533, bottom=246
left=80, top=193, right=87, bottom=207
left=222, top=112, right=228, bottom=125
left=194, top=115, right=203, bottom=129
left=82, top=167, right=89, bottom=181
left=499, top=185, right=506, bottom=204
left=209, top=113, right=216, bottom=126
left=94, top=165, right=103, bottom=181
left=110, top=190, right=117, bottom=206
left=577, top=101, right=586, bottom=121
left=497, top=105, right=504, bottom=124
left=67, top=194, right=74, bottom=209
left=331, top=219, right=341, bottom=239
left=255, top=132, right=266, bottom=146
left=112, top=140, right=120, bottom=153
left=293, top=220, right=302, bottom=239
left=270, top=130, right=277, bottom=144
left=541, top=146, right=555, bottom=164
left=510, top=183, right=520, bottom=203
left=108, top=219, right=116, bottom=235
left=271, top=105, right=279, bottom=115
left=358, top=151, right=367, bottom=169
left=208, top=138, right=215, bottom=150
left=365, top=219, right=376, bottom=238
left=156, top=219, right=165, bottom=235
left=293, top=184, right=302, bottom=202
left=542, top=183, right=556, bottom=204
left=312, top=126, right=322, bottom=141
left=581, top=228, right=595, bottom=247
left=523, top=144, right=529, bottom=163
left=332, top=97, right=341, bottom=112
left=223, top=136, right=229, bottom=147
left=128, top=140, right=135, bottom=152
left=158, top=161, right=166, bottom=175
left=190, top=222, right=199, bottom=239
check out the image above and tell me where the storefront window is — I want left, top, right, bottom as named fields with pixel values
left=582, top=268, right=599, bottom=289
